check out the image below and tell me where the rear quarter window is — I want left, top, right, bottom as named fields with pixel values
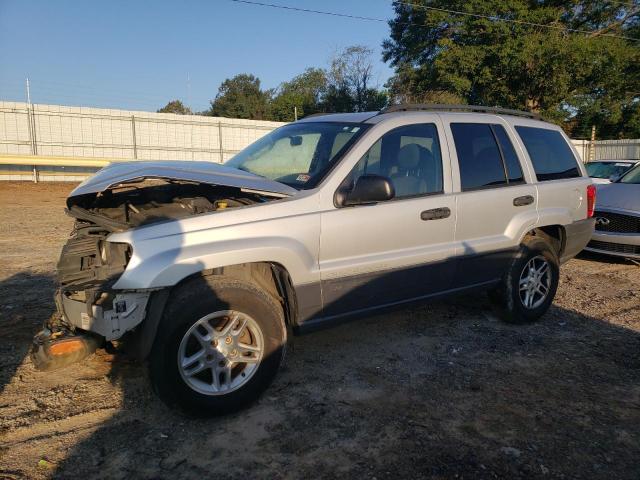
left=515, top=126, right=581, bottom=181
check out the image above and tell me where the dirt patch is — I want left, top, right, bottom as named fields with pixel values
left=0, top=181, right=639, bottom=479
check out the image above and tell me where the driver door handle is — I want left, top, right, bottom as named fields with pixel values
left=421, top=207, right=451, bottom=221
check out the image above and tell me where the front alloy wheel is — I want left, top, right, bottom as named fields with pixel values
left=150, top=276, right=287, bottom=416
left=178, top=311, right=264, bottom=395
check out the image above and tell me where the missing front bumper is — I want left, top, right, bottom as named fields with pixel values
left=56, top=289, right=152, bottom=341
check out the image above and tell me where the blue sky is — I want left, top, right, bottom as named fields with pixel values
left=0, top=0, right=396, bottom=112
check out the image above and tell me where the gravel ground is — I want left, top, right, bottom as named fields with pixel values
left=0, top=181, right=639, bottom=480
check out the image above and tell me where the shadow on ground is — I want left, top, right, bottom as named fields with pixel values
left=0, top=268, right=636, bottom=479
left=578, top=249, right=640, bottom=266
left=0, top=273, right=57, bottom=395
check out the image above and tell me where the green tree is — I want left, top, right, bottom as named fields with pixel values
left=157, top=100, right=191, bottom=115
left=209, top=74, right=270, bottom=120
left=270, top=68, right=327, bottom=121
left=383, top=1, right=640, bottom=138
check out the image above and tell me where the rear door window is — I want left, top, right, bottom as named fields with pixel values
left=451, top=123, right=507, bottom=191
left=515, top=126, right=580, bottom=181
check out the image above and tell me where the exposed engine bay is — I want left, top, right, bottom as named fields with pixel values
left=68, top=178, right=271, bottom=232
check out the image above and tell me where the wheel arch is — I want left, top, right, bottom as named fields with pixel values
left=129, top=261, right=299, bottom=361
left=190, top=262, right=299, bottom=330
left=522, top=224, right=566, bottom=258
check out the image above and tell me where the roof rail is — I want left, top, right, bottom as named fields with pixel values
left=303, top=112, right=336, bottom=118
left=380, top=103, right=541, bottom=120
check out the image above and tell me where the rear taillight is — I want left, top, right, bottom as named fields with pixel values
left=586, top=184, right=596, bottom=218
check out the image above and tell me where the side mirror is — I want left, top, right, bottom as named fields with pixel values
left=341, top=175, right=395, bottom=206
left=609, top=174, right=619, bottom=182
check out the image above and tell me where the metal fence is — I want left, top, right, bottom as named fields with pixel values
left=1, top=100, right=639, bottom=181
left=0, top=101, right=285, bottom=181
left=571, top=139, right=640, bottom=162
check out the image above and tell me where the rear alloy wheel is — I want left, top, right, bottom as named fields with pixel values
left=489, top=236, right=559, bottom=324
left=150, top=276, right=286, bottom=416
left=518, top=256, right=552, bottom=310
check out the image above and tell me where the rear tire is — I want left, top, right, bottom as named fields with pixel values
left=488, top=236, right=559, bottom=324
left=149, top=276, right=286, bottom=416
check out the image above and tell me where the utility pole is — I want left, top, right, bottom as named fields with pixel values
left=218, top=122, right=224, bottom=163
left=294, top=106, right=298, bottom=121
left=26, top=77, right=31, bottom=105
left=187, top=73, right=191, bottom=113
left=26, top=78, right=38, bottom=182
left=589, top=125, right=596, bottom=162
left=187, top=73, right=194, bottom=160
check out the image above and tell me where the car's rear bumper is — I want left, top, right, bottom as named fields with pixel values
left=584, top=231, right=640, bottom=259
left=561, top=218, right=595, bottom=263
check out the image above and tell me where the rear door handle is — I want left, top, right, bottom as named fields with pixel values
left=513, top=195, right=534, bottom=207
left=421, top=207, right=451, bottom=221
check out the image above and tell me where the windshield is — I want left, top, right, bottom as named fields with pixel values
left=225, top=122, right=368, bottom=189
left=585, top=161, right=635, bottom=179
left=619, top=164, right=640, bottom=184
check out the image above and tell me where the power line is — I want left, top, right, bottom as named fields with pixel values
left=228, top=0, right=388, bottom=23
left=0, top=79, right=186, bottom=110
left=227, top=0, right=640, bottom=42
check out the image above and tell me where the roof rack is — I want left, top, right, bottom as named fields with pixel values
left=380, top=103, right=541, bottom=120
left=303, top=112, right=338, bottom=119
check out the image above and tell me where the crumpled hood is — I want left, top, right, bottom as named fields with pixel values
left=68, top=160, right=297, bottom=202
left=595, top=182, right=640, bottom=213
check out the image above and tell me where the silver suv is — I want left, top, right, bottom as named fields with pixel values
left=33, top=105, right=596, bottom=415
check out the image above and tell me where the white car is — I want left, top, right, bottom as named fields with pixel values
left=32, top=104, right=596, bottom=415
left=584, top=159, right=639, bottom=184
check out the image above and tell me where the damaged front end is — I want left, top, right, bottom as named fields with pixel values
left=32, top=221, right=151, bottom=370
left=33, top=161, right=294, bottom=370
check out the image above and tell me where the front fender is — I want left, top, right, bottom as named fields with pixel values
left=112, top=235, right=318, bottom=289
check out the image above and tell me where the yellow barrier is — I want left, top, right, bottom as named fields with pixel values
left=0, top=154, right=132, bottom=168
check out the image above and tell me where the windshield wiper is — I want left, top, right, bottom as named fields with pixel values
left=234, top=165, right=267, bottom=179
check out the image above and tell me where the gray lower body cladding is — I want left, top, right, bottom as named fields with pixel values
left=296, top=247, right=515, bottom=332
left=561, top=218, right=596, bottom=263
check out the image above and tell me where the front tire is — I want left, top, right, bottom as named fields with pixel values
left=489, top=235, right=559, bottom=324
left=150, top=276, right=287, bottom=416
